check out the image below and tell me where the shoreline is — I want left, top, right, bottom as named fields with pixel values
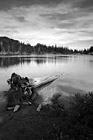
left=0, top=85, right=93, bottom=140
left=0, top=53, right=91, bottom=57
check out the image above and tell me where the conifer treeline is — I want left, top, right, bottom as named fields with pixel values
left=0, top=36, right=93, bottom=54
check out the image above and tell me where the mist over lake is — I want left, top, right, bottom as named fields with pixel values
left=0, top=54, right=93, bottom=95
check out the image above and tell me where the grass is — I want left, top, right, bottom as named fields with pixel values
left=0, top=92, right=93, bottom=140
left=47, top=92, right=93, bottom=140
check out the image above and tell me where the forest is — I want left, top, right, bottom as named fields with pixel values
left=0, top=36, right=93, bottom=55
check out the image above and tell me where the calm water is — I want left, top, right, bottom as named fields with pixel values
left=0, top=55, right=93, bottom=95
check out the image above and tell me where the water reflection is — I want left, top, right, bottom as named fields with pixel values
left=0, top=55, right=72, bottom=68
left=0, top=57, right=20, bottom=68
left=34, top=58, right=46, bottom=65
left=0, top=55, right=93, bottom=93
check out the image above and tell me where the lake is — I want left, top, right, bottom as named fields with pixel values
left=0, top=54, right=93, bottom=97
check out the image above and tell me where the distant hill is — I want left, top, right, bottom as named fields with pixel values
left=0, top=36, right=74, bottom=55
left=88, top=46, right=93, bottom=54
left=0, top=36, right=33, bottom=54
left=0, top=36, right=92, bottom=55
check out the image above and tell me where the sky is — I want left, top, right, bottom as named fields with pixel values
left=0, top=0, right=93, bottom=50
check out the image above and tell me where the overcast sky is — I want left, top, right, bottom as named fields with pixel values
left=0, top=0, right=93, bottom=49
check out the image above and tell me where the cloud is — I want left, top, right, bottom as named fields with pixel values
left=73, top=0, right=93, bottom=10
left=0, top=0, right=66, bottom=10
left=0, top=0, right=93, bottom=49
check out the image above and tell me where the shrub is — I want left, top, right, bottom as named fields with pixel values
left=51, top=93, right=64, bottom=110
left=47, top=92, right=93, bottom=140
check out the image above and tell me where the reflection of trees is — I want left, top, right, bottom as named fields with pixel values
left=0, top=56, right=71, bottom=68
left=20, top=57, right=31, bottom=65
left=0, top=57, right=31, bottom=68
left=33, top=56, right=71, bottom=65
left=0, top=57, right=20, bottom=68
left=55, top=55, right=72, bottom=63
left=34, top=58, right=46, bottom=65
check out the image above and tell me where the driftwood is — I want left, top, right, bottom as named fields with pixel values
left=5, top=73, right=61, bottom=112
left=6, top=73, right=37, bottom=112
